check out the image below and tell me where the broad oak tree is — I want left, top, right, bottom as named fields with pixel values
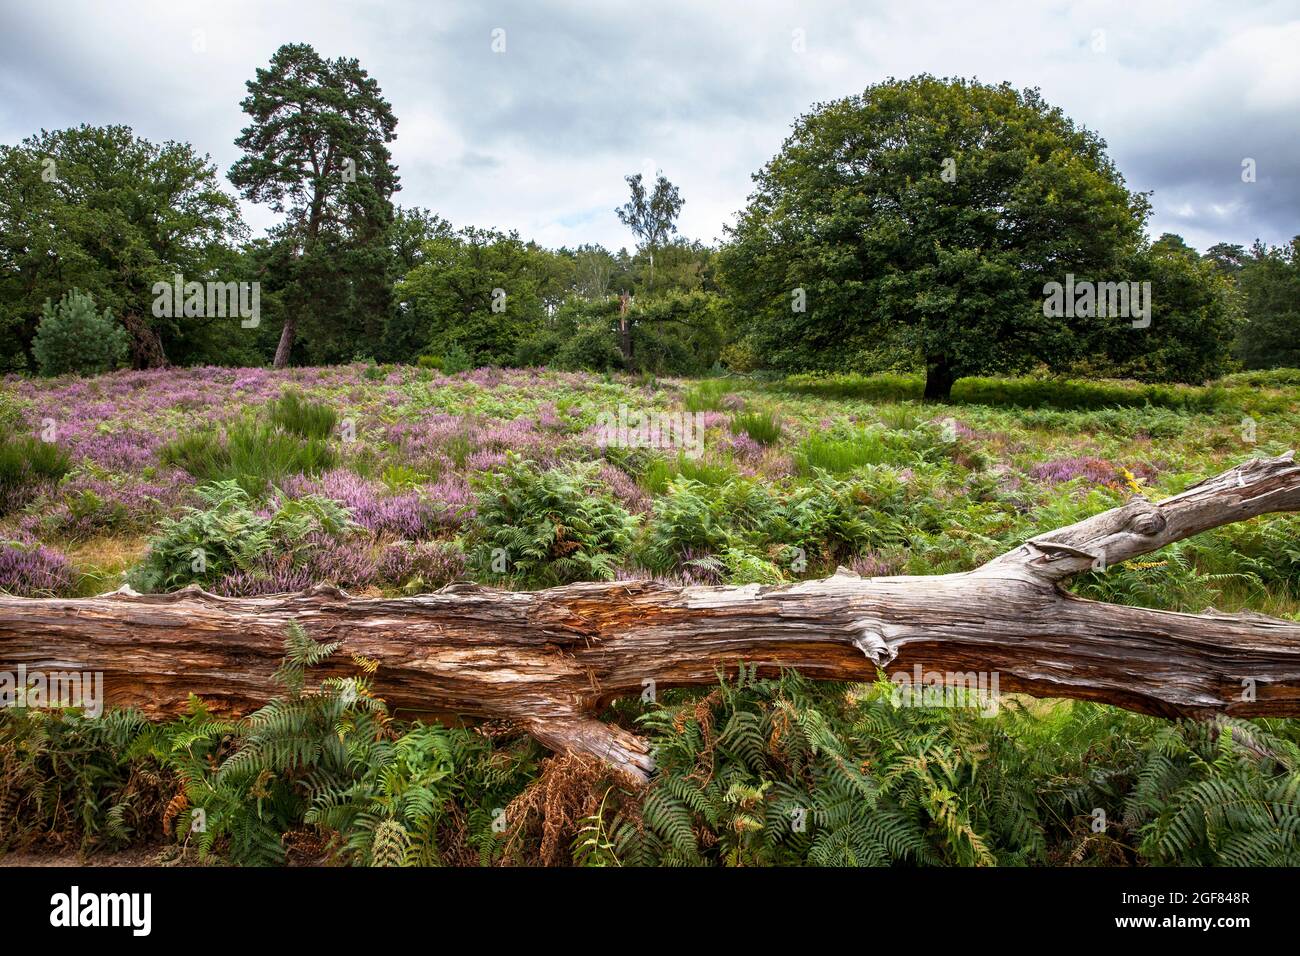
left=721, top=75, right=1149, bottom=400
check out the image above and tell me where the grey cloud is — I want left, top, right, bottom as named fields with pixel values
left=0, top=0, right=1294, bottom=252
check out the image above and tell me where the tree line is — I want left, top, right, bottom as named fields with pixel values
left=0, top=50, right=1294, bottom=398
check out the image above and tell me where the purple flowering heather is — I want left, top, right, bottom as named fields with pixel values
left=305, top=535, right=380, bottom=589
left=425, top=474, right=475, bottom=529
left=215, top=565, right=315, bottom=597
left=465, top=367, right=504, bottom=388
left=39, top=470, right=187, bottom=540
left=614, top=550, right=722, bottom=586
left=386, top=413, right=473, bottom=461
left=214, top=533, right=379, bottom=596
left=728, top=434, right=764, bottom=461
left=0, top=537, right=76, bottom=596
left=377, top=540, right=466, bottom=590
left=596, top=462, right=652, bottom=514
left=281, top=470, right=434, bottom=539
left=74, top=430, right=168, bottom=471
left=466, top=449, right=507, bottom=472
left=536, top=403, right=563, bottom=429
left=847, top=553, right=902, bottom=578
left=1028, top=457, right=1118, bottom=485
left=479, top=417, right=548, bottom=457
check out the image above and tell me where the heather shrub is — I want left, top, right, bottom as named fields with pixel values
left=377, top=540, right=467, bottom=591
left=215, top=534, right=378, bottom=596
left=470, top=454, right=638, bottom=585
left=1028, top=457, right=1119, bottom=486
left=32, top=289, right=130, bottom=377
left=130, top=480, right=355, bottom=592
left=0, top=433, right=71, bottom=513
left=282, top=470, right=435, bottom=539
left=0, top=537, right=76, bottom=596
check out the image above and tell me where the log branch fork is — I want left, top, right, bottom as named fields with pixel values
left=3, top=453, right=1300, bottom=781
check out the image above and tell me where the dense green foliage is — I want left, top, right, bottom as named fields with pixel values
left=396, top=227, right=567, bottom=366
left=721, top=77, right=1241, bottom=396
left=0, top=69, right=1287, bottom=382
left=470, top=455, right=639, bottom=585
left=721, top=76, right=1149, bottom=398
left=0, top=125, right=246, bottom=370
left=5, top=645, right=1299, bottom=866
left=269, top=389, right=340, bottom=440
left=159, top=393, right=340, bottom=495
left=129, top=481, right=353, bottom=592
left=779, top=371, right=1236, bottom=412
left=1226, top=239, right=1300, bottom=370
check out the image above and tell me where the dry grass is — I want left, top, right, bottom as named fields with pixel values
left=63, top=535, right=148, bottom=594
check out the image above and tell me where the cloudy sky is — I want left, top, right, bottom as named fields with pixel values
left=1, top=0, right=1296, bottom=253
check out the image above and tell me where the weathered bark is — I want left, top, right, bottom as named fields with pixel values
left=272, top=316, right=296, bottom=369
left=122, top=311, right=169, bottom=369
left=3, top=453, right=1300, bottom=782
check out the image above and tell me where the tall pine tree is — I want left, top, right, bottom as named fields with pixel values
left=229, top=43, right=399, bottom=366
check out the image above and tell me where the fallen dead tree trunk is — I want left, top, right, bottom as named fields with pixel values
left=4, top=453, right=1300, bottom=781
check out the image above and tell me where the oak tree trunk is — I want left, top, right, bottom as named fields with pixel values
left=923, top=354, right=955, bottom=401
